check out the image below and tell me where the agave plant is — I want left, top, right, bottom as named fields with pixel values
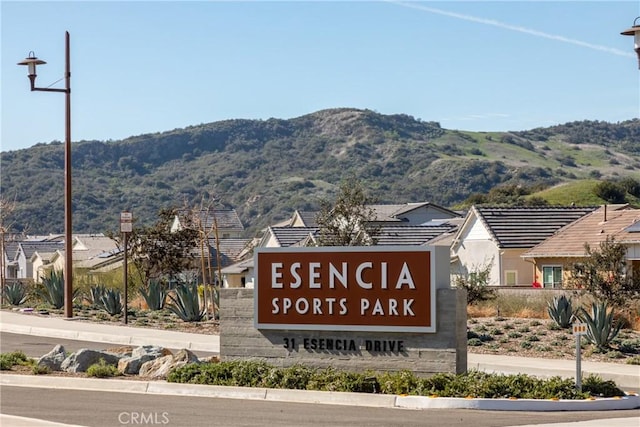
left=547, top=295, right=575, bottom=329
left=2, top=282, right=28, bottom=306
left=578, top=301, right=622, bottom=351
left=167, top=280, right=205, bottom=322
left=37, top=271, right=65, bottom=309
left=98, top=288, right=123, bottom=316
left=88, top=284, right=107, bottom=307
left=139, top=280, right=167, bottom=311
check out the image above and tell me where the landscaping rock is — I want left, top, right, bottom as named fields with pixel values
left=139, top=348, right=199, bottom=379
left=37, top=344, right=66, bottom=371
left=60, top=349, right=122, bottom=373
left=104, top=346, right=135, bottom=356
left=118, top=346, right=172, bottom=375
left=132, top=345, right=172, bottom=359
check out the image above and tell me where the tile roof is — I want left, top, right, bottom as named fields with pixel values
left=295, top=211, right=319, bottom=228
left=374, top=225, right=457, bottom=246
left=178, top=209, right=244, bottom=232
left=18, top=242, right=65, bottom=259
left=208, top=238, right=253, bottom=264
left=474, top=206, right=598, bottom=249
left=523, top=207, right=640, bottom=258
left=268, top=227, right=318, bottom=247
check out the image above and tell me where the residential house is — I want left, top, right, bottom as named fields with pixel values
left=368, top=202, right=462, bottom=225
left=521, top=206, right=640, bottom=288
left=450, top=205, right=600, bottom=287
left=30, top=249, right=63, bottom=283
left=2, top=240, right=22, bottom=280
left=221, top=202, right=462, bottom=289
left=46, top=234, right=120, bottom=281
left=11, top=241, right=65, bottom=282
left=171, top=209, right=245, bottom=238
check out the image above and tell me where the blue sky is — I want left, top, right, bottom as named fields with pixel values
left=2, top=1, right=639, bottom=152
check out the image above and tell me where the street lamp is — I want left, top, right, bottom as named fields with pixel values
left=621, top=17, right=640, bottom=69
left=17, top=31, right=73, bottom=318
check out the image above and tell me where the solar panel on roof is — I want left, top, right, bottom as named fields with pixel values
left=625, top=222, right=640, bottom=233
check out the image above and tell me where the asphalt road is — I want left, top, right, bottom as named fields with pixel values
left=3, top=386, right=640, bottom=427
left=2, top=332, right=639, bottom=427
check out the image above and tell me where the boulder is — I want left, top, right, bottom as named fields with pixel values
left=139, top=349, right=199, bottom=379
left=132, top=345, right=172, bottom=359
left=117, top=345, right=173, bottom=375
left=37, top=344, right=67, bottom=371
left=60, top=349, right=122, bottom=373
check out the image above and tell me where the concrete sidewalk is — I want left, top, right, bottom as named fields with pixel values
left=0, top=310, right=219, bottom=353
left=1, top=310, right=638, bottom=389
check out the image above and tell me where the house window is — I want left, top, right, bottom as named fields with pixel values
left=542, top=266, right=562, bottom=288
left=505, top=270, right=517, bottom=286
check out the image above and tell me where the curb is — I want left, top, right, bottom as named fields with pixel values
left=0, top=323, right=219, bottom=353
left=2, top=374, right=638, bottom=412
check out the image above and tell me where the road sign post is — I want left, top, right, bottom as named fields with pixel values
left=573, top=322, right=587, bottom=392
left=120, top=212, right=133, bottom=325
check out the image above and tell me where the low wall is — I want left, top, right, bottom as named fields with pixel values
left=219, top=288, right=467, bottom=375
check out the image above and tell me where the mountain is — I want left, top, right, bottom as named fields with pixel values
left=1, top=108, right=639, bottom=236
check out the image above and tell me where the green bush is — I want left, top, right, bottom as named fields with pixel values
left=168, top=361, right=625, bottom=400
left=626, top=356, right=640, bottom=365
left=0, top=351, right=30, bottom=370
left=86, top=358, right=120, bottom=378
left=582, top=375, right=625, bottom=397
left=31, top=365, right=50, bottom=375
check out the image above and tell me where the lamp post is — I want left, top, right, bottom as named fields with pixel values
left=18, top=31, right=73, bottom=318
left=621, top=17, right=640, bottom=69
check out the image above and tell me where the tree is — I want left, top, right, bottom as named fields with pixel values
left=593, top=181, right=626, bottom=204
left=111, top=208, right=199, bottom=290
left=569, top=236, right=640, bottom=309
left=453, top=260, right=497, bottom=306
left=180, top=192, right=226, bottom=318
left=315, top=176, right=380, bottom=246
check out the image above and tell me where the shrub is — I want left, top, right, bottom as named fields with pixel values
left=468, top=338, right=483, bottom=346
left=168, top=362, right=625, bottom=399
left=0, top=351, right=30, bottom=370
left=2, top=282, right=28, bottom=306
left=86, top=358, right=120, bottom=378
left=626, top=356, right=640, bottom=365
left=32, top=365, right=50, bottom=375
left=454, top=261, right=496, bottom=305
left=581, top=375, right=624, bottom=397
left=617, top=339, right=640, bottom=354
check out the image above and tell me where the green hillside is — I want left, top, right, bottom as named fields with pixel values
left=1, top=108, right=639, bottom=236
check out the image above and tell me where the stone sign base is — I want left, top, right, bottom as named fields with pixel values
left=220, top=288, right=467, bottom=375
